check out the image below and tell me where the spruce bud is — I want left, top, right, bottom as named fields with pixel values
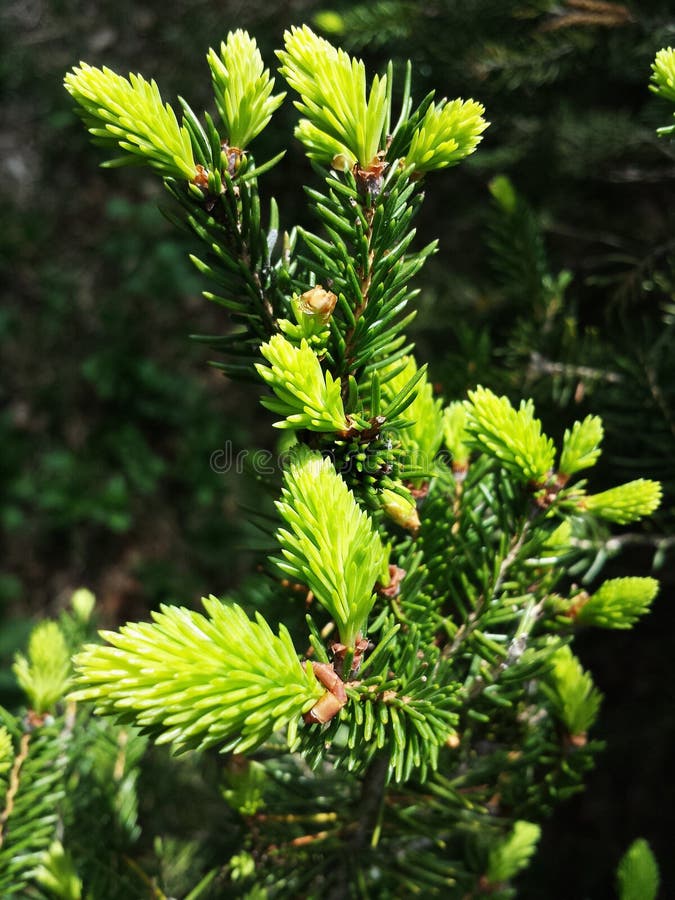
left=381, top=488, right=420, bottom=533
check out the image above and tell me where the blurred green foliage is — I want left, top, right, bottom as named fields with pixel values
left=0, top=0, right=320, bottom=621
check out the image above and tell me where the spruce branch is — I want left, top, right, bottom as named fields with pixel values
left=207, top=30, right=285, bottom=150
left=558, top=414, right=604, bottom=478
left=13, top=621, right=71, bottom=714
left=651, top=47, right=675, bottom=135
left=277, top=25, right=388, bottom=170
left=0, top=728, right=12, bottom=807
left=573, top=577, right=659, bottom=629
left=651, top=47, right=675, bottom=103
left=274, top=450, right=389, bottom=649
left=617, top=838, right=660, bottom=900
left=33, top=841, right=83, bottom=900
left=0, top=732, right=30, bottom=851
left=486, top=820, right=541, bottom=886
left=300, top=622, right=459, bottom=781
left=302, top=164, right=432, bottom=381
left=382, top=356, right=444, bottom=479
left=442, top=402, right=470, bottom=471
left=541, top=645, right=602, bottom=741
left=71, top=598, right=324, bottom=754
left=580, top=478, right=662, bottom=523
left=404, top=98, right=488, bottom=173
left=464, top=386, right=556, bottom=485
left=64, top=64, right=197, bottom=180
left=256, top=335, right=350, bottom=432
left=54, top=26, right=670, bottom=897
left=0, top=723, right=69, bottom=894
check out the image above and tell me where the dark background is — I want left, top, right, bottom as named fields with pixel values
left=2, top=1, right=674, bottom=896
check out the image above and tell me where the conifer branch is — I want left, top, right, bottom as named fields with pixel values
left=0, top=731, right=30, bottom=849
left=48, top=28, right=668, bottom=897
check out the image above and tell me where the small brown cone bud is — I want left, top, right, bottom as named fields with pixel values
left=331, top=153, right=352, bottom=172
left=378, top=565, right=406, bottom=598
left=299, top=286, right=337, bottom=321
left=193, top=164, right=209, bottom=189
left=304, top=662, right=348, bottom=724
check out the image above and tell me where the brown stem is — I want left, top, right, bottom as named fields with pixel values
left=526, top=351, right=622, bottom=387
left=0, top=731, right=31, bottom=847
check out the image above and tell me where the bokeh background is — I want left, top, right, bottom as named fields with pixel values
left=2, top=1, right=674, bottom=895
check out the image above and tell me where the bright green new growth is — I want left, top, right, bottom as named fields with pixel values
left=70, top=597, right=323, bottom=754
left=577, top=577, right=659, bottom=629
left=229, top=852, right=256, bottom=882
left=582, top=478, right=662, bottom=524
left=222, top=759, right=267, bottom=816
left=464, top=386, right=556, bottom=484
left=0, top=726, right=13, bottom=788
left=487, top=821, right=541, bottom=884
left=383, top=356, right=444, bottom=475
left=64, top=64, right=196, bottom=180
left=70, top=587, right=96, bottom=624
left=33, top=842, right=83, bottom=900
left=489, top=173, right=518, bottom=213
left=650, top=47, right=675, bottom=127
left=617, top=838, right=660, bottom=900
left=13, top=621, right=71, bottom=713
left=542, top=645, right=602, bottom=737
left=543, top=519, right=573, bottom=551
left=651, top=47, right=675, bottom=101
left=405, top=98, right=488, bottom=173
left=256, top=334, right=349, bottom=431
left=207, top=30, right=285, bottom=149
left=442, top=401, right=470, bottom=468
left=277, top=25, right=388, bottom=169
left=651, top=47, right=675, bottom=136
left=274, top=450, right=389, bottom=646
left=559, top=415, right=603, bottom=477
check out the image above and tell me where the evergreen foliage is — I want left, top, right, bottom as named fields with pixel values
left=464, top=387, right=556, bottom=485
left=582, top=479, right=663, bottom=524
left=558, top=415, right=604, bottom=478
left=486, top=820, right=541, bottom=885
left=0, top=25, right=665, bottom=898
left=320, top=0, right=675, bottom=572
left=72, top=598, right=323, bottom=754
left=541, top=645, right=602, bottom=739
left=574, top=576, right=659, bottom=629
left=277, top=24, right=390, bottom=170
left=616, top=837, right=660, bottom=900
left=256, top=336, right=349, bottom=432
left=207, top=31, right=285, bottom=150
left=64, top=64, right=197, bottom=179
left=13, top=621, right=71, bottom=714
left=274, top=450, right=389, bottom=648
left=405, top=98, right=488, bottom=174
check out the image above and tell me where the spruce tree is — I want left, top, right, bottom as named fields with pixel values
left=0, top=28, right=666, bottom=899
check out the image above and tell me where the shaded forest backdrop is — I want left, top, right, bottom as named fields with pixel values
left=2, top=1, right=674, bottom=895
